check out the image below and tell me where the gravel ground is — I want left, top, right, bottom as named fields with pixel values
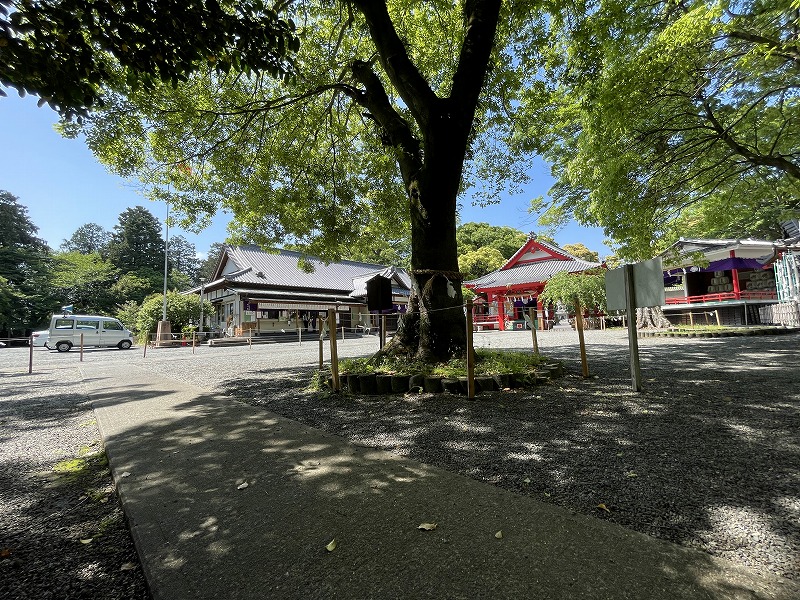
left=0, top=360, right=150, bottom=599
left=2, top=328, right=798, bottom=593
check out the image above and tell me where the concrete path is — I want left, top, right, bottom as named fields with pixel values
left=84, top=364, right=799, bottom=600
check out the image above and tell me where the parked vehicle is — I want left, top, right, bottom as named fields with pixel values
left=31, top=330, right=49, bottom=347
left=47, top=315, right=134, bottom=352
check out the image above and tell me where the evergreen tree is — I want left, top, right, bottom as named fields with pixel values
left=167, top=234, right=200, bottom=285
left=0, top=191, right=53, bottom=333
left=197, top=242, right=226, bottom=282
left=107, top=206, right=165, bottom=273
left=60, top=222, right=112, bottom=255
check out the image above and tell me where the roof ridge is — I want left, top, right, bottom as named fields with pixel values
left=232, top=245, right=398, bottom=270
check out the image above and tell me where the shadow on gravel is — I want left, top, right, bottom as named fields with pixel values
left=92, top=375, right=797, bottom=600
left=218, top=334, right=800, bottom=584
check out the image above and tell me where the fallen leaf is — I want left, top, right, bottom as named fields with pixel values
left=417, top=522, right=438, bottom=531
left=120, top=562, right=137, bottom=571
left=326, top=539, right=337, bottom=552
left=237, top=482, right=249, bottom=490
left=0, top=548, right=11, bottom=558
left=626, top=471, right=638, bottom=478
left=120, top=472, right=131, bottom=478
left=495, top=530, right=503, bottom=539
left=523, top=477, right=531, bottom=484
left=543, top=492, right=551, bottom=497
left=80, top=538, right=93, bottom=544
left=597, top=503, right=611, bottom=513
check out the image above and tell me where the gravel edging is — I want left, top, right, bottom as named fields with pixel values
left=0, top=364, right=150, bottom=600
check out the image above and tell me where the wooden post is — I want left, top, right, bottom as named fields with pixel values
left=28, top=333, right=33, bottom=374
left=298, top=328, right=302, bottom=346
left=624, top=264, right=642, bottom=392
left=192, top=331, right=196, bottom=354
left=704, top=311, right=710, bottom=326
left=80, top=333, right=84, bottom=362
left=341, top=326, right=345, bottom=341
left=328, top=309, right=340, bottom=392
left=318, top=337, right=324, bottom=371
left=143, top=332, right=148, bottom=358
left=689, top=311, right=694, bottom=326
left=715, top=309, right=721, bottom=327
left=529, top=307, right=539, bottom=354
left=466, top=299, right=476, bottom=399
left=574, top=300, right=589, bottom=378
left=248, top=336, right=252, bottom=350
left=380, top=315, right=386, bottom=350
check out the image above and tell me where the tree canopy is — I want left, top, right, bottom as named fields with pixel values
left=525, top=0, right=800, bottom=259
left=456, top=223, right=528, bottom=259
left=0, top=0, right=299, bottom=117
left=458, top=246, right=506, bottom=282
left=60, top=222, right=111, bottom=255
left=50, top=251, right=119, bottom=313
left=0, top=191, right=52, bottom=332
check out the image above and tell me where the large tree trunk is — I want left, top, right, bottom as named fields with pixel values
left=351, top=0, right=501, bottom=362
left=636, top=306, right=672, bottom=329
left=393, top=122, right=467, bottom=362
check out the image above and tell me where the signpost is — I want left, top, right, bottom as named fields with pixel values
left=605, top=257, right=666, bottom=392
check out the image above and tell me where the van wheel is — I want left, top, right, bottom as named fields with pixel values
left=118, top=340, right=132, bottom=350
left=56, top=341, right=72, bottom=353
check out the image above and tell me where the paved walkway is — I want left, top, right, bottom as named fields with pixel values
left=84, top=364, right=799, bottom=600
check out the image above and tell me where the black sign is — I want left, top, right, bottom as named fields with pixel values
left=366, top=276, right=392, bottom=311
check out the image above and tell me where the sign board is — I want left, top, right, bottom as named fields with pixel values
left=605, top=257, right=666, bottom=311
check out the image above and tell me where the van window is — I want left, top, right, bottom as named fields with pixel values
left=54, top=318, right=74, bottom=329
left=76, top=319, right=100, bottom=330
left=103, top=320, right=123, bottom=331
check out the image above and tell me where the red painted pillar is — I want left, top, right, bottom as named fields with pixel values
left=498, top=294, right=506, bottom=330
left=730, top=250, right=741, bottom=299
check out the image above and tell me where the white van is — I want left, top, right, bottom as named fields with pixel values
left=47, top=314, right=135, bottom=352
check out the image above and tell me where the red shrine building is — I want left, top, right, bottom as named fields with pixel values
left=464, top=237, right=602, bottom=331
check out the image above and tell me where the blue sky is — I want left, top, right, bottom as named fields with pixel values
left=1, top=94, right=611, bottom=259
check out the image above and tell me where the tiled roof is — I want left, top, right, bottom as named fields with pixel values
left=466, top=258, right=601, bottom=289
left=219, top=246, right=411, bottom=294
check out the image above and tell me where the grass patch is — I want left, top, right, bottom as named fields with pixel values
left=340, top=349, right=550, bottom=379
left=52, top=451, right=108, bottom=483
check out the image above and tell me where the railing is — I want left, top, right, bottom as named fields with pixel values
left=666, top=291, right=778, bottom=304
left=473, top=315, right=500, bottom=329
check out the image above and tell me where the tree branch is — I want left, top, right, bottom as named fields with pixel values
left=701, top=100, right=800, bottom=180
left=350, top=0, right=438, bottom=128
left=348, top=60, right=422, bottom=186
left=449, top=0, right=502, bottom=127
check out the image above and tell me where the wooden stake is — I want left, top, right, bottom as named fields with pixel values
left=529, top=307, right=539, bottom=354
left=28, top=333, right=33, bottom=374
left=689, top=311, right=694, bottom=326
left=328, top=309, right=340, bottom=391
left=380, top=315, right=386, bottom=350
left=318, top=337, right=324, bottom=371
left=192, top=331, right=196, bottom=354
left=466, top=299, right=475, bottom=399
left=80, top=333, right=84, bottom=362
left=143, top=332, right=148, bottom=358
left=574, top=300, right=589, bottom=378
left=715, top=309, right=721, bottom=327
